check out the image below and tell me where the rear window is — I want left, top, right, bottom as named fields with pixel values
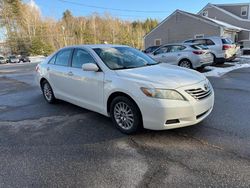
left=184, top=40, right=192, bottom=43
left=222, top=38, right=233, bottom=44
left=191, top=44, right=208, bottom=50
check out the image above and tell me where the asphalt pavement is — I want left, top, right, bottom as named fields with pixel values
left=0, top=63, right=249, bottom=188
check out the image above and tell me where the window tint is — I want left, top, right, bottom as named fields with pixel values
left=154, top=46, right=169, bottom=55
left=222, top=38, right=233, bottom=44
left=206, top=39, right=215, bottom=46
left=48, top=55, right=56, bottom=64
left=169, top=45, right=186, bottom=52
left=55, top=49, right=72, bottom=66
left=191, top=44, right=208, bottom=50
left=72, top=49, right=96, bottom=68
left=194, top=39, right=206, bottom=45
left=184, top=40, right=193, bottom=43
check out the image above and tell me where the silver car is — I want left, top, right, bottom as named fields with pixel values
left=184, top=36, right=238, bottom=64
left=0, top=56, right=7, bottom=64
left=149, top=43, right=213, bottom=69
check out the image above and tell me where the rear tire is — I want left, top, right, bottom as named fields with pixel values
left=179, top=59, right=193, bottom=69
left=41, top=80, right=56, bottom=104
left=110, top=96, right=142, bottom=134
left=211, top=54, right=217, bottom=65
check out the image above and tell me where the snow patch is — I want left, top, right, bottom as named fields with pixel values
left=29, top=55, right=46, bottom=63
left=202, top=62, right=250, bottom=77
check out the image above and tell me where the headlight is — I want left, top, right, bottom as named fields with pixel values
left=141, top=88, right=186, bottom=100
left=206, top=79, right=212, bottom=90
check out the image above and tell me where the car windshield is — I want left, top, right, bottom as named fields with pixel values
left=10, top=56, right=16, bottom=59
left=0, top=57, right=4, bottom=60
left=93, top=47, right=159, bottom=70
left=190, top=44, right=208, bottom=50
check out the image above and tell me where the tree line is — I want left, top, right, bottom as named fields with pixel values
left=0, top=0, right=158, bottom=56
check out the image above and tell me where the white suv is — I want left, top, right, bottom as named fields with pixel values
left=184, top=36, right=238, bottom=64
left=36, top=45, right=214, bottom=134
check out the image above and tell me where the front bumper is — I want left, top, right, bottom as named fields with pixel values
left=139, top=81, right=214, bottom=130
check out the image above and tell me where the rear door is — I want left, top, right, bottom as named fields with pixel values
left=48, top=48, right=73, bottom=99
left=167, top=45, right=187, bottom=65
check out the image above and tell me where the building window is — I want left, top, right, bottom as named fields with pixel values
left=194, top=34, right=204, bottom=39
left=202, top=10, right=208, bottom=17
left=241, top=6, right=248, bottom=16
left=154, top=39, right=161, bottom=46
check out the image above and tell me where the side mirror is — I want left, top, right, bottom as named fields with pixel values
left=82, top=63, right=99, bottom=72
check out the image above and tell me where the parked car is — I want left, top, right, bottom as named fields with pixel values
left=149, top=43, right=213, bottom=69
left=143, top=45, right=160, bottom=54
left=36, top=45, right=214, bottom=134
left=184, top=36, right=238, bottom=64
left=6, top=55, right=19, bottom=63
left=18, top=55, right=30, bottom=63
left=0, top=56, right=7, bottom=64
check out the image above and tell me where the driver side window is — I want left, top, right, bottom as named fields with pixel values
left=72, top=49, right=96, bottom=68
left=154, top=46, right=169, bottom=55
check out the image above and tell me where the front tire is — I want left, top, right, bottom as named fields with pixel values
left=41, top=80, right=56, bottom=104
left=110, top=96, right=142, bottom=134
left=179, top=59, right=193, bottom=69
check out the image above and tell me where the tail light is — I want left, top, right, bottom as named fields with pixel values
left=223, top=45, right=231, bottom=50
left=193, top=51, right=205, bottom=55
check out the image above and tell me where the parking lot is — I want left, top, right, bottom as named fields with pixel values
left=0, top=62, right=250, bottom=187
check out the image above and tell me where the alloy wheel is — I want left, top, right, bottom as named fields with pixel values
left=43, top=83, right=52, bottom=101
left=180, top=60, right=192, bottom=69
left=113, top=102, right=134, bottom=130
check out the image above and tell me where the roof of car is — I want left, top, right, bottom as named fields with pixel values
left=161, top=43, right=199, bottom=46
left=64, top=44, right=129, bottom=49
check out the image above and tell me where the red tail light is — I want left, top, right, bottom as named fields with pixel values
left=223, top=45, right=231, bottom=50
left=193, top=51, right=205, bottom=55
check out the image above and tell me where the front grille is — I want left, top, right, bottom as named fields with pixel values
left=186, top=88, right=212, bottom=100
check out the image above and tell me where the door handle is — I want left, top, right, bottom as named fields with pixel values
left=68, top=71, right=73, bottom=76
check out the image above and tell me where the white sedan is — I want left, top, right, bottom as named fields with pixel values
left=36, top=45, right=214, bottom=134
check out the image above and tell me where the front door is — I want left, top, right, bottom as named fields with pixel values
left=152, top=46, right=170, bottom=63
left=67, top=48, right=104, bottom=113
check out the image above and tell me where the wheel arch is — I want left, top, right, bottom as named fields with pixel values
left=178, top=58, right=193, bottom=68
left=40, top=77, right=48, bottom=89
left=106, top=91, right=143, bottom=121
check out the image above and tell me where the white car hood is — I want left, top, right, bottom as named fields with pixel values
left=115, top=63, right=206, bottom=89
